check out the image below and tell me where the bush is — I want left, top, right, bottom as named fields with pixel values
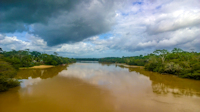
left=181, top=72, right=200, bottom=80
left=51, top=60, right=58, bottom=65
left=0, top=60, right=20, bottom=92
left=0, top=78, right=20, bottom=92
left=164, top=62, right=182, bottom=74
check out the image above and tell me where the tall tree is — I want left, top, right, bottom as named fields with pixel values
left=153, top=49, right=169, bottom=63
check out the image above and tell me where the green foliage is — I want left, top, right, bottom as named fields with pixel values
left=0, top=58, right=20, bottom=92
left=1, top=50, right=76, bottom=68
left=100, top=48, right=200, bottom=80
left=75, top=58, right=100, bottom=61
left=0, top=48, right=76, bottom=92
left=51, top=60, right=58, bottom=65
left=99, top=56, right=148, bottom=66
left=145, top=48, right=200, bottom=80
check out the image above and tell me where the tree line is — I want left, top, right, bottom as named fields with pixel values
left=75, top=58, right=99, bottom=61
left=99, top=48, right=200, bottom=80
left=0, top=48, right=76, bottom=92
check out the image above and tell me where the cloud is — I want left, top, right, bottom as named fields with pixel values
left=0, top=0, right=81, bottom=24
left=0, top=34, right=5, bottom=40
left=146, top=10, right=200, bottom=34
left=0, top=0, right=118, bottom=46
left=1, top=0, right=200, bottom=57
left=102, top=0, right=200, bottom=52
left=0, top=34, right=29, bottom=50
left=0, top=34, right=110, bottom=57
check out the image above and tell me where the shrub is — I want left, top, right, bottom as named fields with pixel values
left=0, top=60, right=20, bottom=92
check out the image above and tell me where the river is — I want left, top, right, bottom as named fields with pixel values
left=0, top=62, right=200, bottom=112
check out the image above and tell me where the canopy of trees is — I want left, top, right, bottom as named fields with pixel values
left=76, top=58, right=99, bottom=61
left=1, top=49, right=76, bottom=69
left=0, top=54, right=20, bottom=91
left=0, top=48, right=76, bottom=92
left=99, top=48, right=200, bottom=80
left=99, top=55, right=148, bottom=66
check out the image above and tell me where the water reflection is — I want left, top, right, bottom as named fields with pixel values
left=59, top=63, right=200, bottom=112
left=0, top=87, right=21, bottom=112
left=0, top=77, right=114, bottom=112
left=77, top=61, right=99, bottom=63
left=16, top=65, right=68, bottom=79
left=1, top=63, right=200, bottom=112
left=59, top=63, right=146, bottom=88
left=59, top=63, right=155, bottom=112
left=120, top=66, right=200, bottom=97
left=15, top=65, right=69, bottom=88
left=99, top=62, right=113, bottom=66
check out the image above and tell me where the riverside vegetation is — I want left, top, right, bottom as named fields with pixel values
left=0, top=48, right=76, bottom=92
left=1, top=47, right=200, bottom=92
left=99, top=48, right=200, bottom=80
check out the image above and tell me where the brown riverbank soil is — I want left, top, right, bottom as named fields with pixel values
left=20, top=65, right=55, bottom=69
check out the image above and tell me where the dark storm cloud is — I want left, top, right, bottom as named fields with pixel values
left=0, top=0, right=83, bottom=24
left=0, top=0, right=117, bottom=46
left=0, top=23, right=28, bottom=33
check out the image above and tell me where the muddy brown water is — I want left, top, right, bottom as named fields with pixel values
left=0, top=62, right=200, bottom=112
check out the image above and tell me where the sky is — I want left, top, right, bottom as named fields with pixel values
left=0, top=0, right=200, bottom=58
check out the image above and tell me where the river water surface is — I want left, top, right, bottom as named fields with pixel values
left=0, top=62, right=200, bottom=112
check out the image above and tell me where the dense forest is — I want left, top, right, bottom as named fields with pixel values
left=76, top=58, right=99, bottom=61
left=0, top=48, right=76, bottom=92
left=99, top=56, right=148, bottom=66
left=99, top=48, right=200, bottom=80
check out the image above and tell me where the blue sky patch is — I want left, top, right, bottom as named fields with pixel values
left=6, top=32, right=28, bottom=41
left=156, top=5, right=162, bottom=9
left=132, top=1, right=143, bottom=5
left=98, top=33, right=113, bottom=39
left=121, top=13, right=129, bottom=16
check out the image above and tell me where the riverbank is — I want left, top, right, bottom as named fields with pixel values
left=116, top=63, right=143, bottom=68
left=0, top=59, right=20, bottom=92
left=112, top=63, right=200, bottom=80
left=20, top=65, right=55, bottom=69
left=99, top=48, right=200, bottom=80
